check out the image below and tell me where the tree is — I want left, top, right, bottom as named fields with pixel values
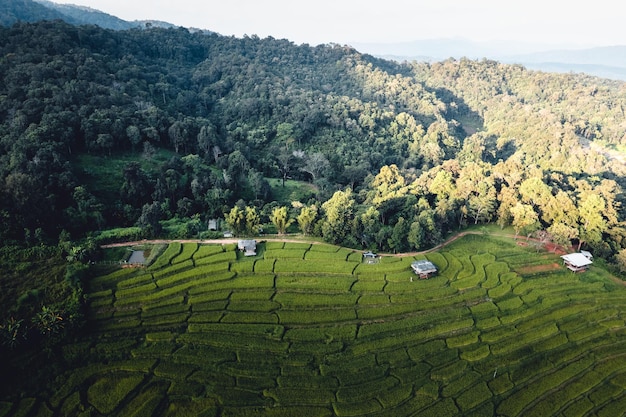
left=297, top=205, right=317, bottom=236
left=614, top=248, right=626, bottom=273
left=225, top=205, right=246, bottom=235
left=547, top=222, right=578, bottom=251
left=577, top=193, right=607, bottom=250
left=248, top=169, right=271, bottom=200
left=510, top=203, right=539, bottom=238
left=300, top=152, right=330, bottom=182
left=270, top=206, right=293, bottom=235
left=519, top=177, right=552, bottom=209
left=126, top=125, right=141, bottom=150
left=496, top=185, right=518, bottom=229
left=197, top=124, right=217, bottom=158
left=467, top=181, right=497, bottom=224
left=360, top=206, right=381, bottom=247
left=370, top=164, right=407, bottom=206
left=276, top=150, right=293, bottom=187
left=407, top=219, right=425, bottom=250
left=245, top=206, right=261, bottom=236
left=321, top=188, right=355, bottom=244
left=388, top=216, right=409, bottom=253
left=542, top=190, right=578, bottom=226
left=137, top=201, right=163, bottom=237
left=120, top=162, right=152, bottom=206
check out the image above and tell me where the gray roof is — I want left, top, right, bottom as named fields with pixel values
left=411, top=259, right=437, bottom=273
left=561, top=253, right=593, bottom=267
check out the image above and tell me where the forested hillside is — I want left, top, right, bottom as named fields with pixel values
left=1, top=20, right=626, bottom=261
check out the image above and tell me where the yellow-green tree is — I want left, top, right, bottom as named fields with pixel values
left=511, top=203, right=539, bottom=238
left=270, top=206, right=293, bottom=235
left=577, top=193, right=606, bottom=250
left=225, top=206, right=245, bottom=235
left=296, top=205, right=317, bottom=236
left=245, top=206, right=261, bottom=236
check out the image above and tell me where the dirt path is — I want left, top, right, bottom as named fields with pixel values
left=100, top=237, right=327, bottom=248
left=101, top=231, right=567, bottom=256
left=101, top=232, right=626, bottom=286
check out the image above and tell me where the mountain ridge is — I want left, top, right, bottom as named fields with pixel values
left=3, top=0, right=626, bottom=80
left=352, top=39, right=626, bottom=81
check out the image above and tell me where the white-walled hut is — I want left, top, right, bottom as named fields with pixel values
left=561, top=253, right=593, bottom=272
left=411, top=259, right=438, bottom=279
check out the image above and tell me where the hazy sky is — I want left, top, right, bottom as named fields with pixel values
left=48, top=0, right=624, bottom=48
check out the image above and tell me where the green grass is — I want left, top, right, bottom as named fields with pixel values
left=75, top=149, right=175, bottom=202
left=7, top=234, right=626, bottom=417
left=267, top=178, right=318, bottom=204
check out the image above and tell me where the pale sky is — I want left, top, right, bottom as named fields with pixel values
left=48, top=0, right=625, bottom=49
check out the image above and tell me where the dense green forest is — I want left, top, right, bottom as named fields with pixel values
left=2, top=21, right=625, bottom=250
left=2, top=20, right=626, bottom=323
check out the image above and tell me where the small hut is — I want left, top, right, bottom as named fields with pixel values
left=238, top=240, right=257, bottom=256
left=561, top=253, right=593, bottom=272
left=411, top=259, right=438, bottom=279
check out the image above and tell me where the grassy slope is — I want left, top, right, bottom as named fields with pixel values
left=74, top=149, right=176, bottom=201
left=2, top=235, right=626, bottom=417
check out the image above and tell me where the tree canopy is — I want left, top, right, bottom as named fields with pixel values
left=0, top=21, right=625, bottom=260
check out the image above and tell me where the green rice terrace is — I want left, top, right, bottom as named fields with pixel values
left=4, top=234, right=626, bottom=417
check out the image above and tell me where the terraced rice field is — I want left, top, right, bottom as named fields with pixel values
left=5, top=235, right=626, bottom=417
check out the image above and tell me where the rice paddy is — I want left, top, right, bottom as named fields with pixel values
left=4, top=234, right=626, bottom=417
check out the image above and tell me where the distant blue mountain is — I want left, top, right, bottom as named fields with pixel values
left=3, top=1, right=624, bottom=81
left=351, top=39, right=626, bottom=81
